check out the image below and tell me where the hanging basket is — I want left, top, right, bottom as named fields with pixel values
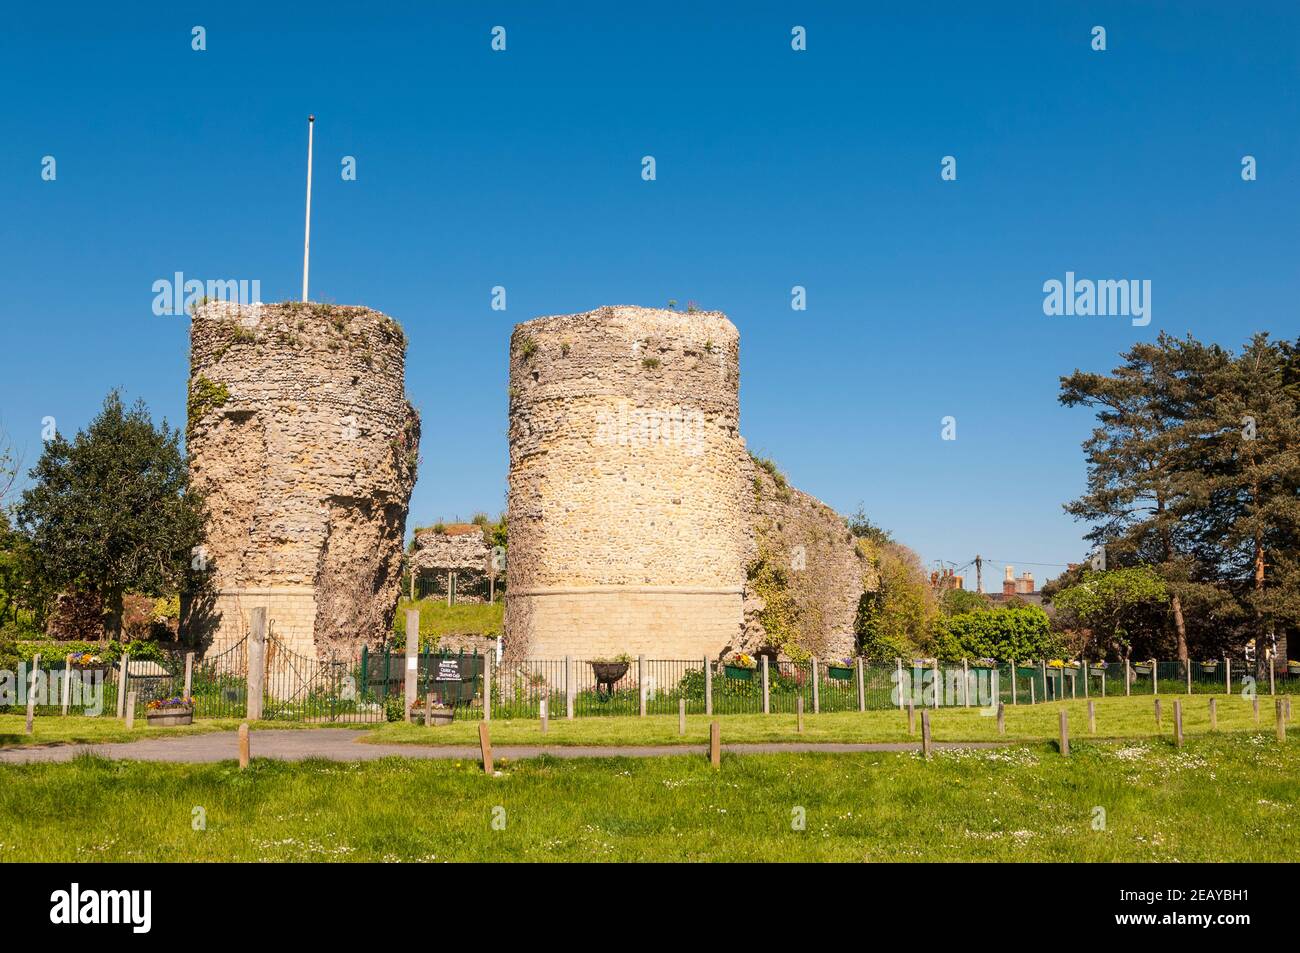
left=827, top=665, right=855, bottom=681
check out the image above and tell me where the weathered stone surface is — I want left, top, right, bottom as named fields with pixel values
left=504, top=306, right=748, bottom=660
left=739, top=460, right=867, bottom=660
left=187, top=301, right=419, bottom=661
left=503, top=304, right=869, bottom=663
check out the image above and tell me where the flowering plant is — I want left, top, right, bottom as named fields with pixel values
left=1092, top=660, right=1109, bottom=669
left=410, top=698, right=451, bottom=711
left=66, top=651, right=103, bottom=666
left=830, top=657, right=854, bottom=668
left=975, top=657, right=997, bottom=668
left=146, top=695, right=191, bottom=711
left=727, top=653, right=757, bottom=670
left=1048, top=659, right=1065, bottom=668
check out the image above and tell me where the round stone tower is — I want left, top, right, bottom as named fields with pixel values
left=187, top=300, right=420, bottom=661
left=505, top=305, right=748, bottom=660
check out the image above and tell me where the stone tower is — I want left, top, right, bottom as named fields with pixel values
left=505, top=305, right=749, bottom=660
left=187, top=301, right=420, bottom=661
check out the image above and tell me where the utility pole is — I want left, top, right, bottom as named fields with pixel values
left=975, top=554, right=983, bottom=594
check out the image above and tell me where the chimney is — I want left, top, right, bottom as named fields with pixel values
left=1003, top=565, right=1015, bottom=596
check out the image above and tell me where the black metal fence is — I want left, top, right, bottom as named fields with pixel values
left=8, top=652, right=1298, bottom=723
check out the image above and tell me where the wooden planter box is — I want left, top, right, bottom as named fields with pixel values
left=827, top=666, right=855, bottom=681
left=1200, top=664, right=1219, bottom=674
left=410, top=708, right=454, bottom=726
left=145, top=707, right=193, bottom=727
left=724, top=665, right=755, bottom=681
left=1134, top=665, right=1152, bottom=675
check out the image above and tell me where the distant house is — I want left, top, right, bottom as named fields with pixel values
left=987, top=566, right=1047, bottom=609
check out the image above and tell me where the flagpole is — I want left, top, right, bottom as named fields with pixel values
left=302, top=114, right=315, bottom=302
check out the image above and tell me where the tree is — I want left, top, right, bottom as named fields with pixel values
left=1052, top=567, right=1169, bottom=660
left=940, top=587, right=989, bottom=617
left=15, top=392, right=205, bottom=640
left=1059, top=333, right=1224, bottom=662
left=855, top=541, right=940, bottom=660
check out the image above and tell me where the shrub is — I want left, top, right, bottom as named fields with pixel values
left=936, top=606, right=1058, bottom=662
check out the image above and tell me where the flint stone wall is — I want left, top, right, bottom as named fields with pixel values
left=504, top=306, right=748, bottom=660
left=187, top=301, right=419, bottom=661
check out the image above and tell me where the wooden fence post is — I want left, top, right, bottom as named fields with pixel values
left=60, top=662, right=70, bottom=716
left=1277, top=699, right=1286, bottom=743
left=424, top=692, right=433, bottom=727
left=704, top=657, right=713, bottom=716
left=1225, top=658, right=1231, bottom=696
left=997, top=702, right=1005, bottom=735
left=907, top=701, right=915, bottom=735
left=246, top=608, right=266, bottom=721
left=856, top=657, right=865, bottom=712
left=540, top=692, right=548, bottom=733
left=1269, top=657, right=1275, bottom=697
left=895, top=658, right=903, bottom=711
left=565, top=656, right=574, bottom=720
left=796, top=695, right=804, bottom=733
left=1088, top=699, right=1096, bottom=734
left=404, top=608, right=419, bottom=716
left=921, top=709, right=932, bottom=759
left=183, top=651, right=194, bottom=702
left=479, top=722, right=494, bottom=773
left=678, top=697, right=686, bottom=736
left=1082, top=657, right=1089, bottom=698
left=1154, top=697, right=1162, bottom=728
left=1152, top=659, right=1159, bottom=696
left=638, top=655, right=647, bottom=717
left=1029, top=676, right=1036, bottom=705
left=25, top=654, right=40, bottom=734
left=483, top=653, right=492, bottom=722
left=1010, top=660, right=1017, bottom=706
left=1173, top=699, right=1183, bottom=748
left=1040, top=660, right=1047, bottom=701
left=1125, top=658, right=1131, bottom=697
left=1253, top=696, right=1260, bottom=723
left=1209, top=697, right=1217, bottom=731
left=1186, top=660, right=1192, bottom=695
left=710, top=720, right=720, bottom=768
left=962, top=658, right=970, bottom=707
left=761, top=656, right=770, bottom=715
left=932, top=659, right=941, bottom=708
left=125, top=692, right=137, bottom=729
left=1059, top=710, right=1069, bottom=756
left=238, top=722, right=250, bottom=769
left=811, top=657, right=820, bottom=714
left=116, top=652, right=129, bottom=718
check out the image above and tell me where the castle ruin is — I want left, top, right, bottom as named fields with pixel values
left=504, top=305, right=867, bottom=662
left=187, top=301, right=419, bottom=661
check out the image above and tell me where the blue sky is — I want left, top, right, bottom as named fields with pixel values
left=1, top=1, right=1296, bottom=586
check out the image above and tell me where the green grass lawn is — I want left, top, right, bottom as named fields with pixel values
left=366, top=694, right=1286, bottom=746
left=392, top=597, right=502, bottom=645
left=0, top=715, right=367, bottom=748
left=1, top=733, right=1295, bottom=861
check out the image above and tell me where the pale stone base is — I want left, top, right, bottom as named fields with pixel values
left=505, top=586, right=743, bottom=660
left=207, top=587, right=319, bottom=661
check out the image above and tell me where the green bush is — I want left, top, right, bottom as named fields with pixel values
left=936, top=606, right=1058, bottom=662
left=384, top=693, right=407, bottom=722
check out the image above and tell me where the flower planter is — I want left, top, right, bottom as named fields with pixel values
left=827, top=665, right=855, bottom=681
left=145, top=707, right=193, bottom=727
left=1089, top=667, right=1107, bottom=677
left=724, top=665, right=754, bottom=681
left=1287, top=661, right=1300, bottom=675
left=1200, top=664, right=1219, bottom=674
left=1134, top=665, right=1152, bottom=676
left=590, top=661, right=631, bottom=696
left=410, top=708, right=454, bottom=726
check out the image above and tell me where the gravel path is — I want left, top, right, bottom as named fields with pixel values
left=0, top=729, right=1007, bottom=765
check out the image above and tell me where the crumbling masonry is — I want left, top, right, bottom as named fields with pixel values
left=187, top=301, right=419, bottom=661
